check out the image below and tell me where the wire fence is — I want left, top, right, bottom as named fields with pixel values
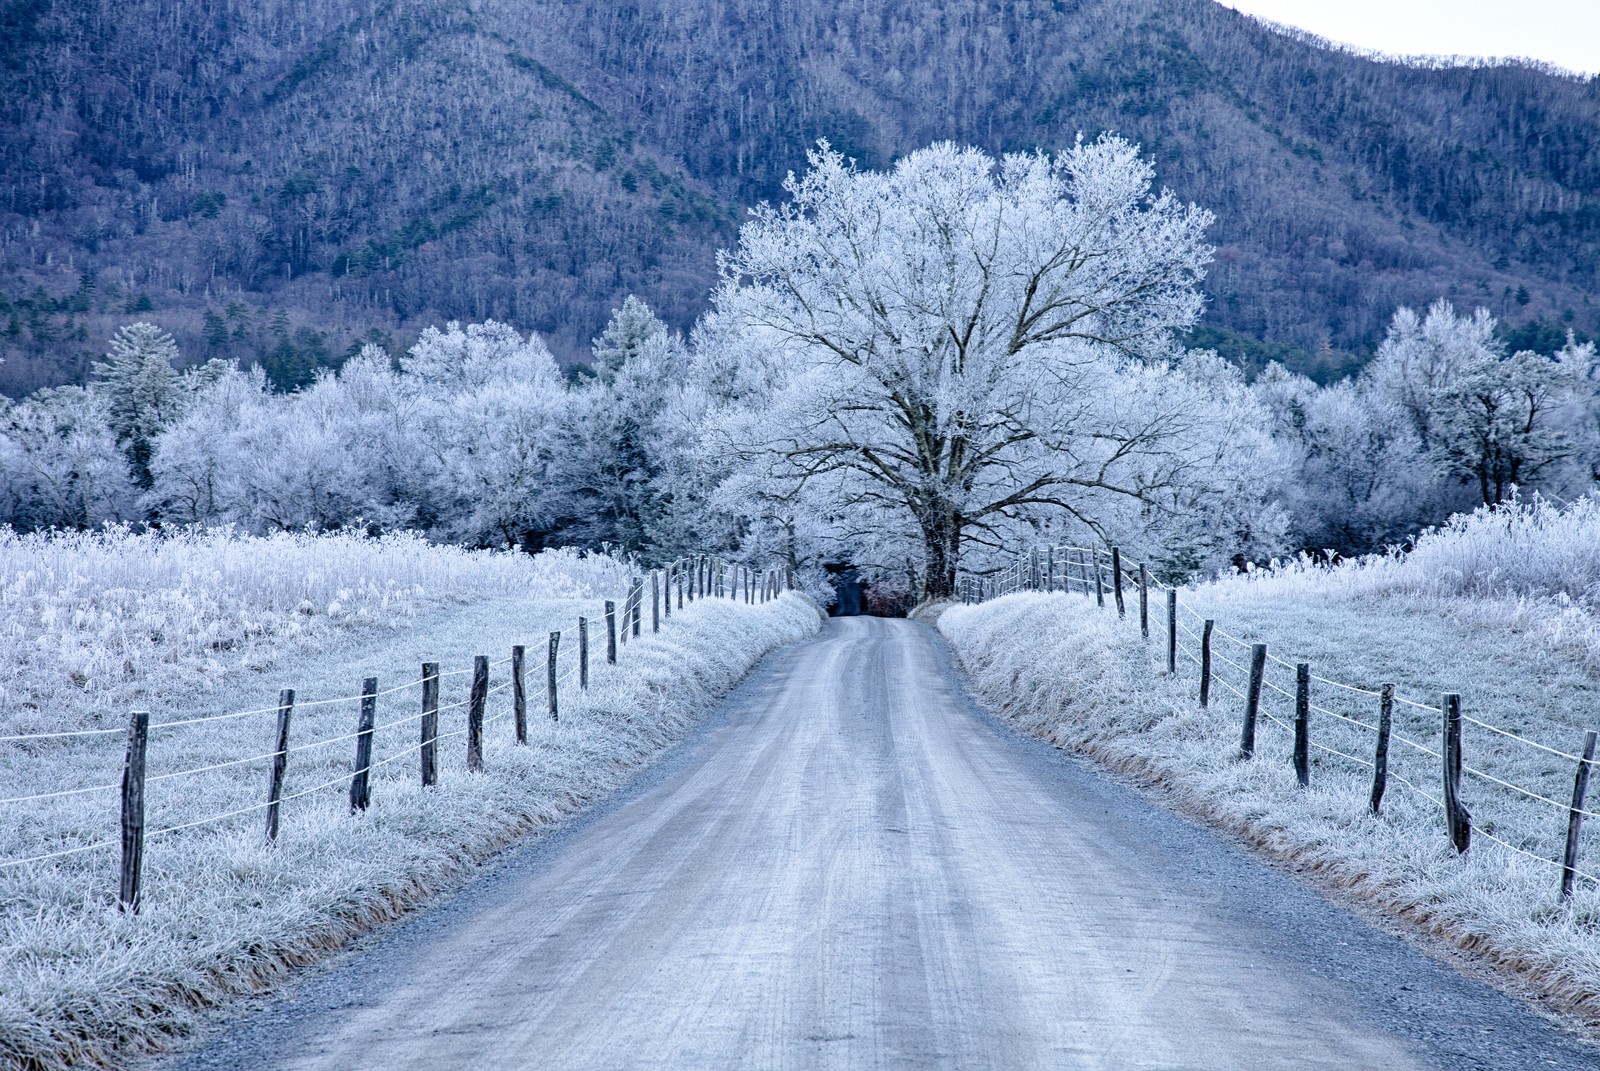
left=961, top=542, right=1600, bottom=900
left=0, top=552, right=797, bottom=912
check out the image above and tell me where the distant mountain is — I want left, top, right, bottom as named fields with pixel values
left=2, top=0, right=1597, bottom=393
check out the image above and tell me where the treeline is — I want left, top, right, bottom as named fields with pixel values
left=3, top=296, right=1595, bottom=573
left=0, top=304, right=718, bottom=558
left=3, top=0, right=1598, bottom=393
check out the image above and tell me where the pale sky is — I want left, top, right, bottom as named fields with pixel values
left=1218, top=0, right=1600, bottom=76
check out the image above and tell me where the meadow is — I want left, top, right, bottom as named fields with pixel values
left=942, top=497, right=1600, bottom=1024
left=0, top=528, right=818, bottom=1070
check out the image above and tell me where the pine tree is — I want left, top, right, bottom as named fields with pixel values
left=203, top=309, right=229, bottom=349
left=92, top=322, right=185, bottom=490
left=591, top=296, right=667, bottom=383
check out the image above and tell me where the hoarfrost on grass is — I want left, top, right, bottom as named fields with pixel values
left=941, top=554, right=1600, bottom=1020
left=0, top=528, right=818, bottom=1071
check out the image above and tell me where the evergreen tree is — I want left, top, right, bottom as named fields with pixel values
left=203, top=309, right=229, bottom=349
left=92, top=322, right=185, bottom=491
left=591, top=296, right=667, bottom=383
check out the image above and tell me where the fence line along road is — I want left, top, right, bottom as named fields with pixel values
left=960, top=543, right=1600, bottom=900
left=0, top=553, right=796, bottom=914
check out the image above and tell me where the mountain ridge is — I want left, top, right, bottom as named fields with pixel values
left=1, top=0, right=1596, bottom=393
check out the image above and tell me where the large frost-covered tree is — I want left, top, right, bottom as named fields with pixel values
left=1365, top=300, right=1498, bottom=455
left=0, top=387, right=134, bottom=529
left=711, top=139, right=1220, bottom=597
left=1430, top=341, right=1592, bottom=506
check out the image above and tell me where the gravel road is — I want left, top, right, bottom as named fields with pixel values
left=169, top=617, right=1600, bottom=1070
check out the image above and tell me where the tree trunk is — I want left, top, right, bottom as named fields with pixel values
left=920, top=506, right=961, bottom=600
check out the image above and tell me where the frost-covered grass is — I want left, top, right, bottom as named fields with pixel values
left=1365, top=494, right=1600, bottom=609
left=0, top=527, right=631, bottom=736
left=942, top=576, right=1600, bottom=1026
left=0, top=529, right=818, bottom=1071
left=1226, top=495, right=1600, bottom=671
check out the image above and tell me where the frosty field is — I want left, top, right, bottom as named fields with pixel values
left=942, top=502, right=1600, bottom=1025
left=0, top=529, right=819, bottom=1071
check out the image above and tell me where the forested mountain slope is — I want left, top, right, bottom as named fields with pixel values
left=2, top=0, right=1597, bottom=392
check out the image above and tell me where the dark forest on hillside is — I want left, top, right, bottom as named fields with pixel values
left=2, top=0, right=1597, bottom=393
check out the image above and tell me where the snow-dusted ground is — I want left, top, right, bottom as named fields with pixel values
left=164, top=618, right=1597, bottom=1070
left=0, top=530, right=819, bottom=1071
left=941, top=576, right=1600, bottom=1026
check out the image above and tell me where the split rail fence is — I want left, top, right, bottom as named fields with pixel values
left=961, top=545, right=1600, bottom=902
left=1, top=554, right=794, bottom=913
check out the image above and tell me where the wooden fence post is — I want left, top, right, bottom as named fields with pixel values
left=265, top=689, right=293, bottom=842
left=119, top=710, right=150, bottom=914
left=678, top=570, right=685, bottom=609
left=1241, top=643, right=1266, bottom=759
left=605, top=600, right=617, bottom=664
left=1111, top=547, right=1125, bottom=617
left=421, top=663, right=439, bottom=787
left=511, top=645, right=527, bottom=745
left=1166, top=590, right=1178, bottom=675
left=350, top=677, right=377, bottom=812
left=1138, top=563, right=1149, bottom=639
left=631, top=577, right=644, bottom=637
left=547, top=631, right=561, bottom=723
left=1047, top=546, right=1055, bottom=593
left=1293, top=663, right=1311, bottom=788
left=662, top=568, right=671, bottom=621
left=1442, top=693, right=1471, bottom=853
left=1092, top=546, right=1105, bottom=608
left=1562, top=730, right=1598, bottom=902
left=619, top=580, right=631, bottom=645
left=467, top=656, right=487, bottom=773
left=1200, top=620, right=1214, bottom=708
left=1370, top=683, right=1393, bottom=814
left=652, top=571, right=661, bottom=632
left=578, top=618, right=589, bottom=691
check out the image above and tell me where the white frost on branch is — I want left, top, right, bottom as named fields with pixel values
left=706, top=138, right=1282, bottom=592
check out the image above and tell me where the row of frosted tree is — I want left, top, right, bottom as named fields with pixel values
left=2, top=138, right=1597, bottom=598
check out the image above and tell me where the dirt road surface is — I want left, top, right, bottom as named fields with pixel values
left=170, top=618, right=1600, bottom=1070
